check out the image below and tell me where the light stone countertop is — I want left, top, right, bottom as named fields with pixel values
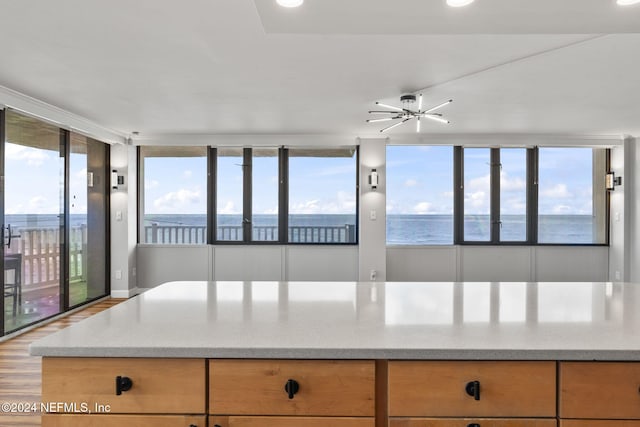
left=29, top=281, right=640, bottom=360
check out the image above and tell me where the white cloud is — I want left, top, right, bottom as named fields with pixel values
left=217, top=200, right=240, bottom=214
left=261, top=207, right=279, bottom=215
left=404, top=179, right=418, bottom=187
left=467, top=174, right=490, bottom=192
left=5, top=143, right=50, bottom=166
left=183, top=170, right=192, bottom=179
left=153, top=189, right=201, bottom=212
left=145, top=180, right=159, bottom=190
left=552, top=204, right=572, bottom=214
left=500, top=172, right=526, bottom=192
left=541, top=184, right=571, bottom=199
left=413, top=202, right=433, bottom=214
left=290, top=191, right=355, bottom=215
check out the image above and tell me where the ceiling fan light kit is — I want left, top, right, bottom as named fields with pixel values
left=367, top=94, right=453, bottom=133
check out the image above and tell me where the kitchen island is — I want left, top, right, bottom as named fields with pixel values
left=31, top=281, right=640, bottom=427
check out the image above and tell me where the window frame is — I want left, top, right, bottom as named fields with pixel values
left=138, top=145, right=359, bottom=246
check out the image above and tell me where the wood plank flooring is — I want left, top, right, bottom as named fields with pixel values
left=0, top=298, right=124, bottom=427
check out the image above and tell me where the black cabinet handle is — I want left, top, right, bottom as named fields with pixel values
left=284, top=378, right=300, bottom=399
left=465, top=380, right=480, bottom=401
left=467, top=424, right=481, bottom=427
left=115, top=375, right=133, bottom=395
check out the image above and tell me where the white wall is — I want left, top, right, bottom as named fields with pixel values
left=359, top=138, right=387, bottom=281
left=110, top=143, right=138, bottom=297
left=609, top=140, right=630, bottom=281
left=388, top=246, right=608, bottom=282
left=137, top=245, right=358, bottom=289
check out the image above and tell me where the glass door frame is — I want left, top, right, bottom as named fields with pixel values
left=0, top=109, right=111, bottom=337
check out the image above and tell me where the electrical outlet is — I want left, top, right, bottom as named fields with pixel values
left=615, top=271, right=621, bottom=281
left=115, top=269, right=122, bottom=280
left=370, top=269, right=377, bottom=281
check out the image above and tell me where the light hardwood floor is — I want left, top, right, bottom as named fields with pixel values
left=0, top=299, right=124, bottom=427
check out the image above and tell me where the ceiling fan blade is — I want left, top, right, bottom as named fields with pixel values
left=367, top=117, right=397, bottom=123
left=418, top=94, right=423, bottom=111
left=416, top=116, right=421, bottom=133
left=423, top=114, right=450, bottom=124
left=380, top=118, right=411, bottom=133
left=423, top=99, right=453, bottom=114
left=368, top=110, right=401, bottom=114
left=375, top=102, right=403, bottom=112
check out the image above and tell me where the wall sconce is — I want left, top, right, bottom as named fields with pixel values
left=368, top=168, right=379, bottom=190
left=112, top=169, right=124, bottom=190
left=605, top=172, right=622, bottom=191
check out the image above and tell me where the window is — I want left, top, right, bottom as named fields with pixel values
left=538, top=147, right=607, bottom=244
left=252, top=148, right=279, bottom=242
left=386, top=146, right=454, bottom=245
left=140, top=146, right=207, bottom=244
left=460, top=147, right=530, bottom=244
left=463, top=148, right=492, bottom=242
left=288, top=148, right=357, bottom=243
left=216, top=147, right=244, bottom=242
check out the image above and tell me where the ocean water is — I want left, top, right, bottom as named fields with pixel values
left=142, top=213, right=600, bottom=244
left=4, top=214, right=599, bottom=244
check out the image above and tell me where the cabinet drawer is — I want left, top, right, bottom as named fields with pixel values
left=560, top=362, right=640, bottom=419
left=390, top=419, right=556, bottom=427
left=42, top=414, right=206, bottom=427
left=388, top=361, right=556, bottom=417
left=560, top=422, right=640, bottom=427
left=42, top=357, right=205, bottom=414
left=209, top=360, right=375, bottom=416
left=211, top=416, right=375, bottom=427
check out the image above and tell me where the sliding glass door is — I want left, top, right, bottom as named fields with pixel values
left=3, top=109, right=64, bottom=333
left=1, top=110, right=109, bottom=336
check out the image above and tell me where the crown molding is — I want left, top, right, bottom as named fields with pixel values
left=0, top=84, right=127, bottom=144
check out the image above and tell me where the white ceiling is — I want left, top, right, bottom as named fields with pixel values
left=0, top=0, right=638, bottom=139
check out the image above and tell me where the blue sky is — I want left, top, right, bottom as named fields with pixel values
left=4, top=143, right=595, bottom=218
left=387, top=146, right=595, bottom=216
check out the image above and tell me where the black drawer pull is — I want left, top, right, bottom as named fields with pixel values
left=465, top=380, right=480, bottom=401
left=115, top=375, right=133, bottom=395
left=467, top=424, right=480, bottom=427
left=284, top=378, right=300, bottom=399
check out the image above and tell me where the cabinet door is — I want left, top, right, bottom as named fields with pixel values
left=388, top=361, right=556, bottom=417
left=210, top=360, right=375, bottom=416
left=42, top=358, right=206, bottom=414
left=42, top=414, right=206, bottom=427
left=560, top=362, right=640, bottom=419
left=390, top=419, right=556, bottom=427
left=211, top=416, right=375, bottom=427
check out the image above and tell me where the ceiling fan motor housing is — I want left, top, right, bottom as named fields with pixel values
left=400, top=94, right=417, bottom=103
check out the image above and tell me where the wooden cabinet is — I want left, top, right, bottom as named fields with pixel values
left=560, top=362, right=640, bottom=419
left=41, top=358, right=206, bottom=414
left=388, top=361, right=556, bottom=417
left=209, top=359, right=375, bottom=416
left=560, top=422, right=640, bottom=427
left=389, top=419, right=556, bottom=427
left=41, top=414, right=206, bottom=427
left=210, top=416, right=375, bottom=427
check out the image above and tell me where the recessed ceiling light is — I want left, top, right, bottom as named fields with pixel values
left=446, top=0, right=475, bottom=6
left=617, top=0, right=640, bottom=5
left=277, top=0, right=304, bottom=7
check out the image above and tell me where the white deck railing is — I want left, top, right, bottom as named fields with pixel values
left=144, top=223, right=357, bottom=244
left=5, top=226, right=86, bottom=289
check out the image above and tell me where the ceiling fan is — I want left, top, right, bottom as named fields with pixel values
left=367, top=94, right=453, bottom=133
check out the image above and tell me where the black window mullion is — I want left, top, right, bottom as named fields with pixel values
left=279, top=147, right=289, bottom=243
left=208, top=147, right=216, bottom=244
left=527, top=147, right=538, bottom=244
left=61, top=129, right=70, bottom=312
left=453, top=146, right=463, bottom=244
left=490, top=148, right=501, bottom=243
left=243, top=148, right=252, bottom=243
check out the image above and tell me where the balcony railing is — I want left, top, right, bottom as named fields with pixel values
left=144, top=223, right=356, bottom=244
left=5, top=225, right=87, bottom=289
